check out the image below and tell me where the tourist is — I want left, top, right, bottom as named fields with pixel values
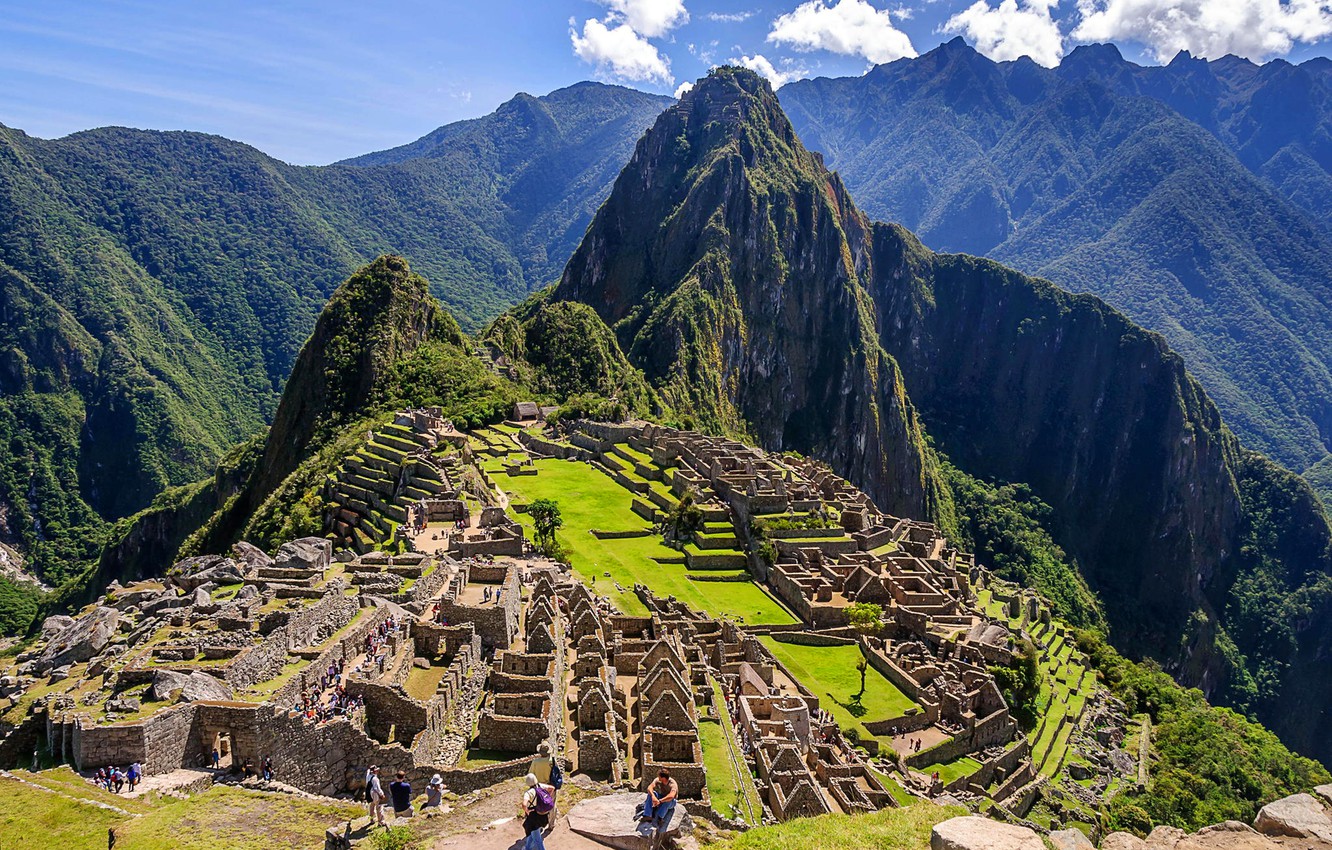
left=111, top=767, right=124, bottom=793
left=521, top=773, right=555, bottom=850
left=261, top=756, right=274, bottom=781
left=366, top=765, right=387, bottom=826
left=126, top=762, right=139, bottom=791
left=640, top=768, right=678, bottom=849
left=210, top=747, right=220, bottom=769
left=389, top=770, right=414, bottom=819
left=529, top=741, right=553, bottom=786
left=422, top=774, right=445, bottom=814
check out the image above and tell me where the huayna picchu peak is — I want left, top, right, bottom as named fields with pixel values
left=3, top=31, right=1332, bottom=850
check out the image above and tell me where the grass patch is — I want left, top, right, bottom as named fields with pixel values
left=498, top=458, right=795, bottom=624
left=712, top=802, right=965, bottom=850
left=921, top=754, right=982, bottom=785
left=404, top=664, right=448, bottom=702
left=0, top=777, right=360, bottom=850
left=758, top=639, right=917, bottom=747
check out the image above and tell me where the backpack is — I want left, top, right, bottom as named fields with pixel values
left=549, top=759, right=564, bottom=790
left=533, top=785, right=555, bottom=815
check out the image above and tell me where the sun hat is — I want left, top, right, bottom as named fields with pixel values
left=430, top=774, right=443, bottom=787
left=525, top=773, right=537, bottom=787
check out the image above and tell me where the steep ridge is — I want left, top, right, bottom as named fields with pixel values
left=555, top=68, right=939, bottom=520
left=555, top=67, right=1332, bottom=765
left=779, top=42, right=1332, bottom=481
left=0, top=82, right=664, bottom=592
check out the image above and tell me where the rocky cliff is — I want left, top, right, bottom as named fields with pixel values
left=552, top=67, right=1332, bottom=766
left=555, top=67, right=939, bottom=520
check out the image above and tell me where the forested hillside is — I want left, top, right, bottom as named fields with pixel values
left=0, top=82, right=665, bottom=595
left=780, top=41, right=1332, bottom=487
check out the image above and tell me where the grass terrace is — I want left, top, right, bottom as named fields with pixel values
left=758, top=638, right=917, bottom=748
left=498, top=457, right=796, bottom=625
left=0, top=774, right=361, bottom=850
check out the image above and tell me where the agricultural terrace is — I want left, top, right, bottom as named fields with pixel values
left=489, top=444, right=797, bottom=625
left=759, top=637, right=918, bottom=749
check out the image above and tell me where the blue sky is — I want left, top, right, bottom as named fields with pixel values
left=1, top=0, right=1329, bottom=165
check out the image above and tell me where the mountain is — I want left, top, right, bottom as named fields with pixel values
left=779, top=41, right=1332, bottom=486
left=0, top=82, right=667, bottom=593
left=553, top=67, right=1332, bottom=766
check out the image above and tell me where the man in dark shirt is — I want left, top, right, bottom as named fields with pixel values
left=389, top=771, right=414, bottom=818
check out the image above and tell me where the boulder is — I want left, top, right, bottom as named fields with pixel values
left=1146, top=826, right=1188, bottom=848
left=1069, top=762, right=1094, bottom=781
left=106, top=697, right=141, bottom=714
left=567, top=792, right=692, bottom=850
left=1316, top=785, right=1332, bottom=808
left=1050, top=829, right=1095, bottom=850
left=35, top=607, right=122, bottom=673
left=148, top=670, right=234, bottom=703
left=931, top=816, right=1044, bottom=850
left=1102, top=834, right=1148, bottom=850
left=272, top=537, right=331, bottom=572
left=40, top=615, right=75, bottom=640
left=1253, top=793, right=1332, bottom=841
left=1179, top=821, right=1277, bottom=850
left=232, top=541, right=272, bottom=571
left=170, top=555, right=247, bottom=592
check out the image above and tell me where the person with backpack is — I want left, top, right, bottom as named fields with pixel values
left=521, top=773, right=556, bottom=850
left=639, top=768, right=679, bottom=850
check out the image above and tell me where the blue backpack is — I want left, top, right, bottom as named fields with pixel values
left=549, top=758, right=563, bottom=790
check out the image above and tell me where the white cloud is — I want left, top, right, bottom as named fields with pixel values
left=571, top=18, right=674, bottom=83
left=734, top=53, right=811, bottom=86
left=675, top=80, right=695, bottom=97
left=767, top=0, right=918, bottom=64
left=707, top=10, right=758, bottom=21
left=1072, top=0, right=1332, bottom=62
left=597, top=0, right=690, bottom=38
left=944, top=0, right=1065, bottom=66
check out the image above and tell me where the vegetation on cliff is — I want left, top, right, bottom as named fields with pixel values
left=0, top=82, right=666, bottom=608
left=780, top=41, right=1332, bottom=485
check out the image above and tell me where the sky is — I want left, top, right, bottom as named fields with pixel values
left=1, top=0, right=1330, bottom=165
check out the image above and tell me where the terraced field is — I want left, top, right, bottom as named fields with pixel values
left=492, top=444, right=797, bottom=625
left=758, top=637, right=918, bottom=748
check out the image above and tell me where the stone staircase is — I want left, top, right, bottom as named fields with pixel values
left=325, top=421, right=453, bottom=553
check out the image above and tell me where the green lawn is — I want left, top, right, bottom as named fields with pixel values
left=700, top=678, right=763, bottom=824
left=758, top=638, right=918, bottom=746
left=498, top=458, right=795, bottom=625
left=0, top=776, right=360, bottom=850
left=714, top=802, right=965, bottom=850
left=920, top=754, right=983, bottom=785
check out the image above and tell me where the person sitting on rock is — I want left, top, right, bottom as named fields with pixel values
left=422, top=774, right=445, bottom=814
left=389, top=771, right=413, bottom=819
left=640, top=768, right=678, bottom=848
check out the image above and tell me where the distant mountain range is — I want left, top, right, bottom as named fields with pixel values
left=0, top=82, right=668, bottom=589
left=780, top=39, right=1332, bottom=486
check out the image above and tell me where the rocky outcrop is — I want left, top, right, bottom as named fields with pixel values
left=555, top=67, right=939, bottom=519
left=169, top=555, right=248, bottom=592
left=148, top=670, right=234, bottom=703
left=931, top=816, right=1045, bottom=850
left=1254, top=794, right=1332, bottom=842
left=33, top=606, right=121, bottom=673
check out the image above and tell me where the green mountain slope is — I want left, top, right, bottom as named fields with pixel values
left=554, top=67, right=1332, bottom=767
left=0, top=82, right=667, bottom=593
left=779, top=41, right=1332, bottom=483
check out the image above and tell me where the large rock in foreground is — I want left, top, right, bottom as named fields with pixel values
left=931, top=816, right=1044, bottom=850
left=34, top=607, right=121, bottom=673
left=149, top=670, right=234, bottom=703
left=1253, top=793, right=1332, bottom=842
left=566, top=792, right=691, bottom=850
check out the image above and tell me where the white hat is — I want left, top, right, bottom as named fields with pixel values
left=430, top=774, right=443, bottom=787
left=525, top=773, right=538, bottom=787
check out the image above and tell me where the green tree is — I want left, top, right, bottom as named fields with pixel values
left=846, top=602, right=885, bottom=699
left=528, top=498, right=563, bottom=554
left=990, top=638, right=1041, bottom=729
